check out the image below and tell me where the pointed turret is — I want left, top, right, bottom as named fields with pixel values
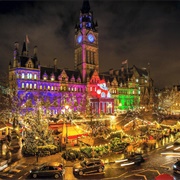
left=77, top=0, right=97, bottom=31
left=21, top=35, right=29, bottom=57
left=13, top=42, right=19, bottom=67
left=22, top=41, right=27, bottom=56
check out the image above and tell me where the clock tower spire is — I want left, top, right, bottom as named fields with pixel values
left=74, top=0, right=99, bottom=83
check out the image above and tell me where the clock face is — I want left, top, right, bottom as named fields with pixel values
left=87, top=34, right=94, bottom=43
left=77, top=35, right=82, bottom=43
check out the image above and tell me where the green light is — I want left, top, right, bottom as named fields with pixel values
left=117, top=88, right=140, bottom=110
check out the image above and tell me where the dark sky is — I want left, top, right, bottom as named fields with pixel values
left=1, top=0, right=180, bottom=89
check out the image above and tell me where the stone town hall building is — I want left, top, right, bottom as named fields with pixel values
left=8, top=0, right=154, bottom=117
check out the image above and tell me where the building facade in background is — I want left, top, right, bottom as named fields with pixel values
left=8, top=0, right=154, bottom=117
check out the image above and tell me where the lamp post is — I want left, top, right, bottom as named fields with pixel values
left=65, top=105, right=70, bottom=145
left=35, top=136, right=39, bottom=163
left=61, top=105, right=72, bottom=160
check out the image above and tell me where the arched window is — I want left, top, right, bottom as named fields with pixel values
left=34, top=74, right=37, bottom=80
left=22, top=73, right=25, bottom=79
left=29, top=73, right=32, bottom=79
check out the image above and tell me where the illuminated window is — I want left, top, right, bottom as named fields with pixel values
left=72, top=87, right=74, bottom=91
left=68, top=87, right=71, bottom=91
left=34, top=84, right=37, bottom=89
left=26, top=83, right=29, bottom=88
left=51, top=86, right=54, bottom=91
left=27, top=73, right=30, bottom=79
left=74, top=87, right=76, bottom=91
left=90, top=87, right=92, bottom=91
left=51, top=74, right=55, bottom=81
left=34, top=74, right=37, bottom=80
left=60, top=86, right=63, bottom=91
left=145, top=80, right=147, bottom=83
left=40, top=85, right=42, bottom=90
left=22, top=73, right=25, bottom=79
left=30, top=84, right=32, bottom=89
left=43, top=73, right=48, bottom=80
left=27, top=73, right=32, bottom=79
left=136, top=79, right=139, bottom=83
left=22, top=83, right=24, bottom=89
left=48, top=86, right=50, bottom=90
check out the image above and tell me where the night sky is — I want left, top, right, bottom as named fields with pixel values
left=1, top=0, right=180, bottom=89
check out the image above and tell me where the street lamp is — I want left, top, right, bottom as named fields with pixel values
left=35, top=136, right=39, bottom=163
left=61, top=105, right=72, bottom=149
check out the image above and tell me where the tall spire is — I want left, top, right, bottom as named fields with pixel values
left=81, top=0, right=90, bottom=13
left=21, top=35, right=29, bottom=57
left=13, top=42, right=19, bottom=67
left=77, top=0, right=98, bottom=32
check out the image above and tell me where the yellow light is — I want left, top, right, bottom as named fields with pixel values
left=65, top=105, right=69, bottom=109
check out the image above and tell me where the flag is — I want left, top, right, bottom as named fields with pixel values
left=26, top=35, right=30, bottom=44
left=122, top=59, right=128, bottom=64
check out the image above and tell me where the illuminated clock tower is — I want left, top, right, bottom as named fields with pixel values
left=74, top=0, right=99, bottom=82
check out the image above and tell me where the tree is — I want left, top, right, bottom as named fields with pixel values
left=22, top=100, right=56, bottom=156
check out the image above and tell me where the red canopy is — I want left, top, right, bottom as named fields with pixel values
left=155, top=173, right=173, bottom=180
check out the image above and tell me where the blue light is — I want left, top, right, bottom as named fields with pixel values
left=87, top=34, right=94, bottom=43
left=77, top=35, right=82, bottom=43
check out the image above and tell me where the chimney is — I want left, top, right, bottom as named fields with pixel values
left=109, top=68, right=113, bottom=75
left=34, top=46, right=38, bottom=57
left=115, top=70, right=119, bottom=76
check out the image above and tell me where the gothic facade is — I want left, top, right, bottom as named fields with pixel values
left=8, top=0, right=154, bottom=117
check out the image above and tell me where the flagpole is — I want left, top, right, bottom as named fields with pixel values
left=126, top=59, right=129, bottom=81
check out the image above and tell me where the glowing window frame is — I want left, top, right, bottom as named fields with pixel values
left=34, top=74, right=37, bottom=80
left=27, top=73, right=30, bottom=79
left=22, top=73, right=25, bottom=79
